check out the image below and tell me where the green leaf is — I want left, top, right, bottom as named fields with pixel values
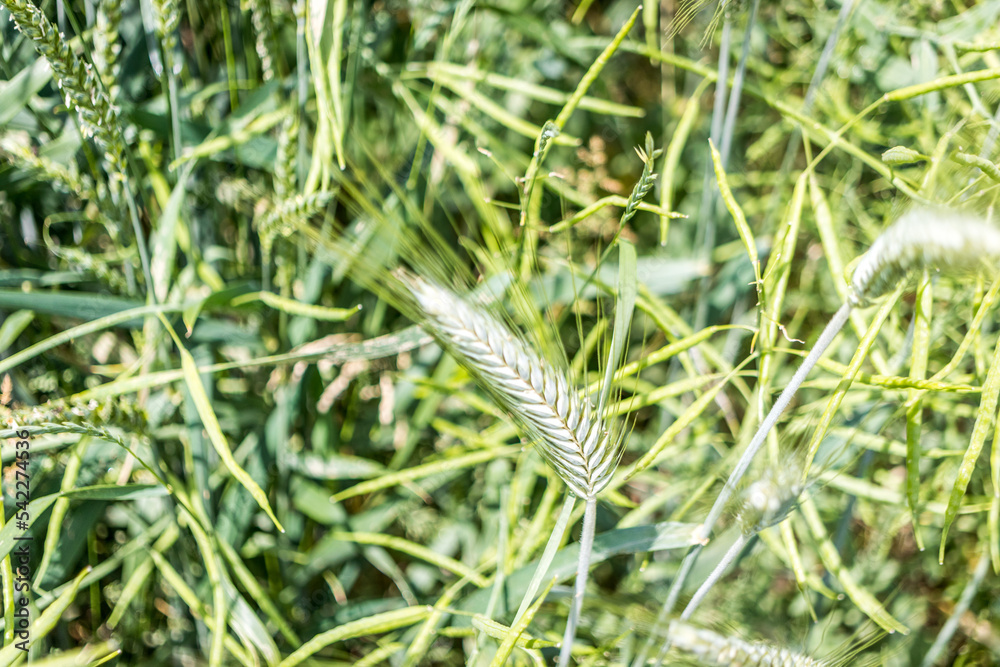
left=0, top=310, right=34, bottom=354
left=0, top=57, right=52, bottom=127
left=162, top=316, right=285, bottom=533
left=458, top=520, right=700, bottom=620
left=597, top=240, right=636, bottom=417
left=0, top=567, right=89, bottom=664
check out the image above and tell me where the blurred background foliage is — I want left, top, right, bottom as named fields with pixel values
left=1, top=0, right=1000, bottom=665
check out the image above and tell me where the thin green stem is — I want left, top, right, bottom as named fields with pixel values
left=513, top=494, right=576, bottom=623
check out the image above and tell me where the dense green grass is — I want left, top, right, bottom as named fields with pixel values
left=1, top=0, right=1000, bottom=665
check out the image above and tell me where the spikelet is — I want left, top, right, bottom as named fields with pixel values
left=256, top=192, right=335, bottom=255
left=1, top=0, right=126, bottom=182
left=401, top=274, right=620, bottom=500
left=668, top=621, right=828, bottom=667
left=733, top=465, right=804, bottom=536
left=93, top=0, right=122, bottom=96
left=849, top=207, right=1000, bottom=307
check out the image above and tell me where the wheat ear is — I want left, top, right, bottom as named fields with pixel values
left=403, top=275, right=618, bottom=499
left=401, top=275, right=620, bottom=666
left=848, top=206, right=1000, bottom=307
left=667, top=621, right=828, bottom=667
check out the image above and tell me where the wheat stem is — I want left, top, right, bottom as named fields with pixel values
left=642, top=302, right=852, bottom=667
left=682, top=532, right=747, bottom=623
left=558, top=497, right=596, bottom=667
left=698, top=302, right=852, bottom=543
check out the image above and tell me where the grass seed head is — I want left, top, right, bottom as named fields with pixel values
left=849, top=206, right=1000, bottom=307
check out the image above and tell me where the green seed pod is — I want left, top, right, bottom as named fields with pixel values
left=881, top=146, right=925, bottom=166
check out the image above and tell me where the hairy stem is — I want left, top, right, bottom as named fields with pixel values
left=558, top=496, right=597, bottom=667
left=640, top=301, right=853, bottom=666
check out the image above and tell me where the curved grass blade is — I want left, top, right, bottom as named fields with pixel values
left=279, top=605, right=433, bottom=667
left=160, top=315, right=284, bottom=533
left=939, top=330, right=1000, bottom=563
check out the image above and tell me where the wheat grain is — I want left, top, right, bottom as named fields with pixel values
left=402, top=274, right=619, bottom=500
left=93, top=0, right=122, bottom=96
left=1, top=0, right=126, bottom=181
left=668, top=621, right=828, bottom=667
left=849, top=206, right=1000, bottom=307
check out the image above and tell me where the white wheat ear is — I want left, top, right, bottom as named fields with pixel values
left=849, top=206, right=1000, bottom=307
left=401, top=273, right=621, bottom=499
left=401, top=273, right=624, bottom=667
left=667, top=621, right=828, bottom=667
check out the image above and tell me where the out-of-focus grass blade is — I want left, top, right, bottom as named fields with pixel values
left=16, top=641, right=119, bottom=666
left=148, top=550, right=251, bottom=663
left=401, top=570, right=479, bottom=667
left=0, top=310, right=34, bottom=354
left=940, top=332, right=1000, bottom=563
left=0, top=57, right=51, bottom=126
left=217, top=537, right=300, bottom=645
left=476, top=613, right=557, bottom=649
left=709, top=138, right=760, bottom=288
left=170, top=109, right=286, bottom=169
left=331, top=445, right=522, bottom=502
left=549, top=196, right=684, bottom=233
left=185, top=513, right=228, bottom=667
left=660, top=79, right=711, bottom=245
left=35, top=437, right=89, bottom=587
left=149, top=161, right=195, bottom=303
left=513, top=494, right=575, bottom=623
left=622, top=359, right=753, bottom=481
left=0, top=303, right=181, bottom=376
left=0, top=289, right=143, bottom=321
left=459, top=520, right=701, bottom=619
left=799, top=496, right=909, bottom=634
left=67, top=326, right=431, bottom=406
left=598, top=241, right=636, bottom=417
left=489, top=577, right=558, bottom=666
left=0, top=566, right=89, bottom=663
left=107, top=523, right=179, bottom=629
left=802, top=287, right=903, bottom=478
left=279, top=605, right=433, bottom=667
left=331, top=531, right=488, bottom=587
left=230, top=291, right=361, bottom=321
left=906, top=271, right=933, bottom=551
left=161, top=316, right=284, bottom=532
left=416, top=73, right=579, bottom=146
left=418, top=62, right=645, bottom=117
left=0, top=485, right=166, bottom=564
